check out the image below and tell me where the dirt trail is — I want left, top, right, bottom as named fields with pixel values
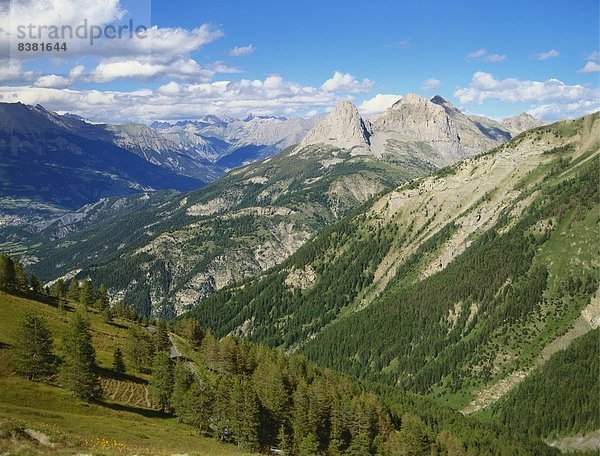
left=462, top=289, right=600, bottom=415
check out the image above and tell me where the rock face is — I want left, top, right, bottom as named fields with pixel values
left=295, top=100, right=371, bottom=154
left=370, top=94, right=510, bottom=165
left=501, top=113, right=547, bottom=135
left=295, top=95, right=514, bottom=166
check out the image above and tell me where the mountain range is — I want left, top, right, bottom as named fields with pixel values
left=2, top=96, right=544, bottom=318
left=188, top=112, right=599, bottom=444
left=0, top=92, right=597, bottom=454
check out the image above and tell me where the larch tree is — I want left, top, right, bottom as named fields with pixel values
left=60, top=312, right=102, bottom=401
left=12, top=313, right=56, bottom=380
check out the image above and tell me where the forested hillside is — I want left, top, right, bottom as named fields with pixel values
left=187, top=113, right=599, bottom=441
left=0, top=264, right=560, bottom=455
left=492, top=328, right=599, bottom=439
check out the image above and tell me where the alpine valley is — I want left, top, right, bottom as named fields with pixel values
left=1, top=96, right=598, bottom=455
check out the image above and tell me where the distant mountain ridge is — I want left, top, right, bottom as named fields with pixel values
left=0, top=102, right=203, bottom=211
left=297, top=94, right=542, bottom=167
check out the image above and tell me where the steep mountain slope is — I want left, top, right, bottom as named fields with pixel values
left=0, top=103, right=203, bottom=211
left=76, top=142, right=428, bottom=317
left=0, top=290, right=558, bottom=455
left=187, top=113, right=599, bottom=441
left=106, top=123, right=221, bottom=182
left=19, top=98, right=524, bottom=318
left=0, top=291, right=252, bottom=456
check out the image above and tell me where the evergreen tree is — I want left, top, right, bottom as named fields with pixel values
left=60, top=312, right=102, bottom=401
left=112, top=347, right=126, bottom=375
left=30, top=274, right=43, bottom=294
left=79, top=280, right=95, bottom=308
left=66, top=279, right=80, bottom=302
left=12, top=313, right=56, bottom=380
left=0, top=254, right=16, bottom=292
left=127, top=326, right=155, bottom=373
left=176, top=318, right=205, bottom=347
left=298, top=432, right=319, bottom=456
left=185, top=375, right=215, bottom=434
left=51, top=278, right=66, bottom=299
left=229, top=375, right=260, bottom=449
left=155, top=319, right=171, bottom=353
left=13, top=261, right=27, bottom=291
left=149, top=351, right=174, bottom=412
left=96, top=284, right=109, bottom=311
left=102, top=306, right=113, bottom=324
left=277, top=425, right=293, bottom=456
left=171, top=361, right=194, bottom=420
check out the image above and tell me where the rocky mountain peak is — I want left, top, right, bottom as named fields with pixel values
left=295, top=100, right=371, bottom=154
left=501, top=112, right=547, bottom=135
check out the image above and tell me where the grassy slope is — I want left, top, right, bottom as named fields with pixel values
left=0, top=291, right=253, bottom=456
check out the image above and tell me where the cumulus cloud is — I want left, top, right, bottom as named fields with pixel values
left=2, top=0, right=224, bottom=85
left=578, top=61, right=600, bottom=74
left=466, top=48, right=506, bottom=62
left=358, top=93, right=402, bottom=115
left=0, top=71, right=377, bottom=123
left=421, top=78, right=441, bottom=90
left=228, top=44, right=255, bottom=57
left=321, top=71, right=374, bottom=93
left=455, top=71, right=600, bottom=120
left=532, top=49, right=560, bottom=60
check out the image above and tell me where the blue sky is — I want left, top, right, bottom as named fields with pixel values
left=1, top=0, right=598, bottom=122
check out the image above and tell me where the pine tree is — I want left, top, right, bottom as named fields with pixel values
left=171, top=361, right=194, bottom=420
left=155, top=319, right=171, bottom=353
left=112, top=347, right=126, bottom=375
left=13, top=261, right=27, bottom=291
left=51, top=278, right=66, bottom=299
left=79, top=280, right=94, bottom=308
left=12, top=313, right=56, bottom=380
left=0, top=254, right=16, bottom=292
left=66, top=279, right=80, bottom=302
left=298, top=432, right=319, bottom=456
left=278, top=425, right=293, bottom=456
left=127, top=326, right=155, bottom=373
left=30, top=274, right=43, bottom=294
left=176, top=318, right=205, bottom=347
left=149, top=351, right=174, bottom=412
left=229, top=376, right=260, bottom=449
left=60, top=312, right=102, bottom=401
left=185, top=375, right=215, bottom=434
left=96, top=284, right=109, bottom=311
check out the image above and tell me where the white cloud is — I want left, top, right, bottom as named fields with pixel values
left=533, top=49, right=560, bottom=60
left=34, top=74, right=71, bottom=88
left=321, top=71, right=374, bottom=93
left=157, top=81, right=181, bottom=96
left=0, top=71, right=377, bottom=122
left=90, top=57, right=215, bottom=82
left=358, top=93, right=402, bottom=115
left=466, top=48, right=506, bottom=62
left=586, top=50, right=599, bottom=62
left=528, top=100, right=600, bottom=120
left=577, top=61, right=600, bottom=74
left=421, top=78, right=441, bottom=90
left=228, top=44, right=255, bottom=57
left=2, top=0, right=224, bottom=85
left=455, top=71, right=600, bottom=120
